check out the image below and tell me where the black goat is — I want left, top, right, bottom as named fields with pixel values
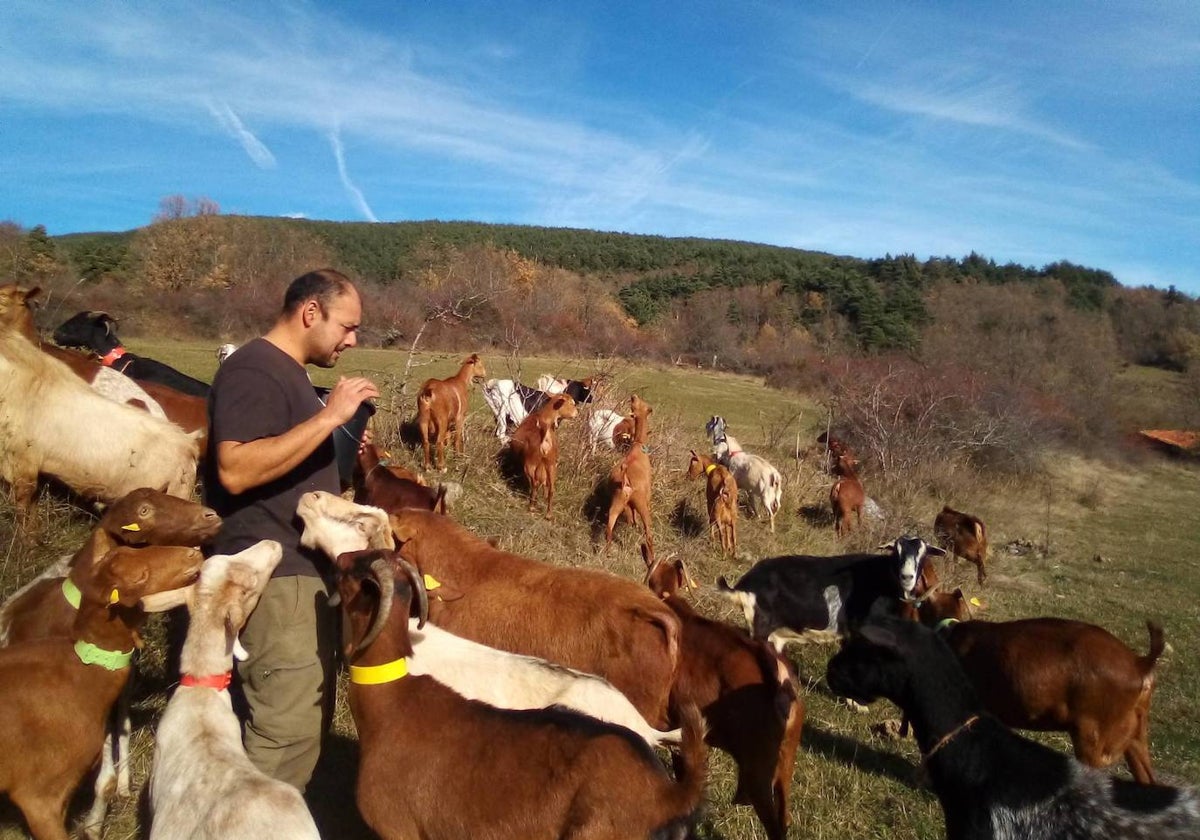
left=53, top=311, right=211, bottom=397
left=826, top=616, right=1200, bottom=840
left=717, top=535, right=944, bottom=651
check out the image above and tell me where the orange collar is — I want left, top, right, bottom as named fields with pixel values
left=180, top=672, right=232, bottom=691
left=99, top=346, right=127, bottom=367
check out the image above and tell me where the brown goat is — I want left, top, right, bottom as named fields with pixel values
left=829, top=456, right=865, bottom=537
left=334, top=548, right=708, bottom=840
left=605, top=394, right=654, bottom=554
left=0, top=543, right=203, bottom=840
left=643, top=546, right=803, bottom=840
left=507, top=393, right=577, bottom=518
left=0, top=489, right=220, bottom=646
left=686, top=450, right=738, bottom=555
left=934, top=505, right=989, bottom=585
left=612, top=414, right=635, bottom=450
left=354, top=443, right=447, bottom=515
left=388, top=507, right=681, bottom=728
left=942, top=617, right=1164, bottom=783
left=416, top=353, right=486, bottom=471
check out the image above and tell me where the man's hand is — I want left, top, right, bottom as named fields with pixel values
left=323, top=376, right=380, bottom=426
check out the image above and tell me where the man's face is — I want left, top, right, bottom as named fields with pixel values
left=308, top=289, right=362, bottom=368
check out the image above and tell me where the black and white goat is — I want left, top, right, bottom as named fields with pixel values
left=717, top=536, right=945, bottom=652
left=53, top=311, right=211, bottom=397
left=826, top=615, right=1200, bottom=840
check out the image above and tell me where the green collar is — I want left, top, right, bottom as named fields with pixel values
left=74, top=640, right=134, bottom=670
left=61, top=578, right=82, bottom=610
left=935, top=618, right=961, bottom=634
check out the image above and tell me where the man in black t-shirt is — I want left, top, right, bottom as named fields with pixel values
left=204, top=268, right=378, bottom=791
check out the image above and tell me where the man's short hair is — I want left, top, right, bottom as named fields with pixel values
left=281, top=269, right=355, bottom=317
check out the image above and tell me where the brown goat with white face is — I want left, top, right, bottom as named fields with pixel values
left=334, top=548, right=709, bottom=840
left=643, top=546, right=804, bottom=840
left=415, top=354, right=486, bottom=471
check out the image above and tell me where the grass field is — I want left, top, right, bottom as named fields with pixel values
left=2, top=339, right=1198, bottom=840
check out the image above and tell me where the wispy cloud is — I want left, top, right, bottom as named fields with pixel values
left=329, top=125, right=378, bottom=223
left=206, top=100, right=276, bottom=169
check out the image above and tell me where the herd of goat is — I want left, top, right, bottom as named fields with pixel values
left=0, top=281, right=1197, bottom=839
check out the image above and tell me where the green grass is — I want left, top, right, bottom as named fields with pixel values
left=2, top=341, right=1198, bottom=839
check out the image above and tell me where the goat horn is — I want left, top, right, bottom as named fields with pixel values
left=396, top=558, right=429, bottom=629
left=358, top=556, right=395, bottom=653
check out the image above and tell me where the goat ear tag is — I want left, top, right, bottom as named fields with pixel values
left=422, top=574, right=442, bottom=591
left=969, top=597, right=982, bottom=607
left=121, top=523, right=141, bottom=532
left=232, top=636, right=250, bottom=661
left=109, top=588, right=121, bottom=605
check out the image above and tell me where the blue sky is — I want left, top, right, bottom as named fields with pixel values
left=2, top=1, right=1198, bottom=294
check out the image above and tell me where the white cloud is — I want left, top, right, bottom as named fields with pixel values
left=206, top=100, right=276, bottom=169
left=329, top=125, right=378, bottom=223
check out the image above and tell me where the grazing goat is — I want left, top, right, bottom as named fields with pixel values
left=605, top=394, right=655, bottom=554
left=0, top=325, right=200, bottom=527
left=53, top=311, right=211, bottom=397
left=718, top=536, right=946, bottom=652
left=353, top=443, right=448, bottom=515
left=535, top=374, right=599, bottom=405
left=336, top=547, right=682, bottom=749
left=334, top=549, right=708, bottom=840
left=705, top=415, right=783, bottom=532
left=940, top=617, right=1164, bottom=784
left=829, top=455, right=865, bottom=537
left=826, top=616, right=1200, bottom=840
left=644, top=547, right=804, bottom=840
left=149, top=540, right=321, bottom=840
left=480, top=378, right=550, bottom=440
left=0, top=543, right=204, bottom=840
left=416, top=353, right=486, bottom=471
left=507, top=393, right=577, bottom=518
left=935, top=505, right=990, bottom=585
left=304, top=502, right=683, bottom=728
left=686, top=450, right=738, bottom=555
left=589, top=407, right=626, bottom=452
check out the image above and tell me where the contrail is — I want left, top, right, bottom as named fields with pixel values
left=207, top=100, right=276, bottom=169
left=329, top=124, right=378, bottom=222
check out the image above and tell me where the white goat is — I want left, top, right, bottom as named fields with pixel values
left=706, top=415, right=783, bottom=532
left=91, top=367, right=168, bottom=419
left=0, top=327, right=200, bottom=520
left=588, top=408, right=625, bottom=453
left=406, top=619, right=682, bottom=749
left=480, top=378, right=526, bottom=441
left=150, top=540, right=321, bottom=840
left=536, top=374, right=569, bottom=394
left=297, top=490, right=394, bottom=560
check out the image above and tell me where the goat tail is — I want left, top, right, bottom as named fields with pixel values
left=1141, top=621, right=1166, bottom=673
left=663, top=703, right=709, bottom=820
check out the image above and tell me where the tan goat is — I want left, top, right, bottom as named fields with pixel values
left=687, top=450, right=738, bottom=555
left=605, top=394, right=654, bottom=554
left=416, top=353, right=486, bottom=471
left=507, top=393, right=577, bottom=518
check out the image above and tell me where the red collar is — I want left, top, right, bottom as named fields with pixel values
left=180, top=671, right=232, bottom=691
left=99, top=346, right=128, bottom=367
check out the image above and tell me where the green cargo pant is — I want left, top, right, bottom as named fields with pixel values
left=236, top=575, right=336, bottom=792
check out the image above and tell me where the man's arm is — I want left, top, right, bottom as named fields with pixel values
left=217, top=376, right=379, bottom=495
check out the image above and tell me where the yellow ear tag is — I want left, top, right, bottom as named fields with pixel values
left=109, top=588, right=121, bottom=605
left=969, top=597, right=982, bottom=607
left=121, top=523, right=141, bottom=532
left=423, top=574, right=441, bottom=591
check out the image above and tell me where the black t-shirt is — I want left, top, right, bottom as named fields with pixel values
left=203, top=337, right=339, bottom=578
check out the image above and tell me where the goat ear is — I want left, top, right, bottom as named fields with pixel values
left=859, top=622, right=902, bottom=650
left=389, top=514, right=418, bottom=545
left=876, top=539, right=897, bottom=552
left=925, top=544, right=947, bottom=557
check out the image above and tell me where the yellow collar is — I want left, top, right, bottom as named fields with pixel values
left=350, top=657, right=409, bottom=685
left=704, top=463, right=717, bottom=475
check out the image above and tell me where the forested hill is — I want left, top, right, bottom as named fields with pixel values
left=50, top=216, right=1125, bottom=350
